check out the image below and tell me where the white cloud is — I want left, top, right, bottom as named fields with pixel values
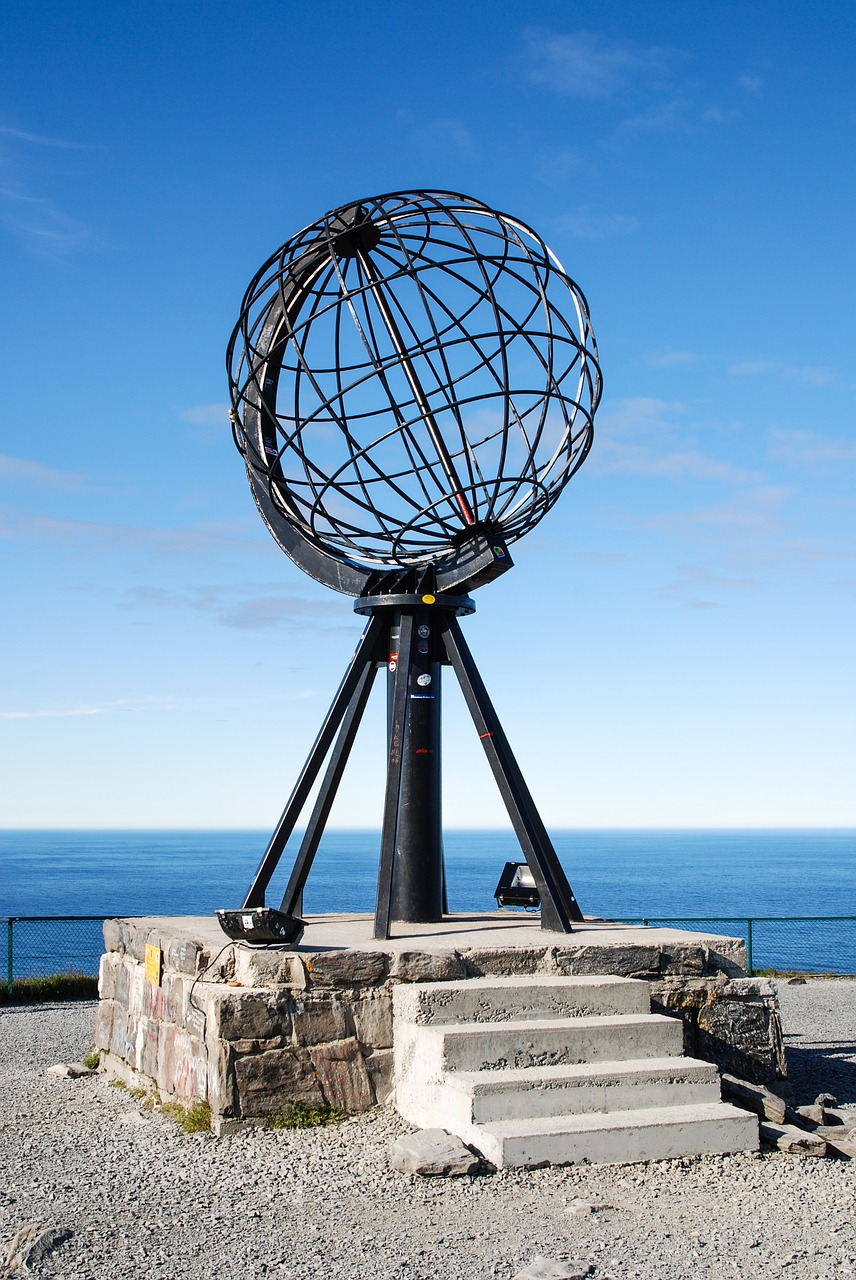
left=770, top=428, right=856, bottom=465
left=121, top=583, right=343, bottom=631
left=729, top=359, right=840, bottom=388
left=596, top=396, right=686, bottom=435
left=597, top=445, right=760, bottom=484
left=658, top=563, right=757, bottom=610
left=642, top=348, right=704, bottom=369
left=409, top=118, right=477, bottom=160
left=739, top=75, right=764, bottom=96
left=0, top=123, right=93, bottom=149
left=553, top=208, right=639, bottom=240
left=522, top=28, right=676, bottom=100
left=621, top=97, right=692, bottom=133
left=0, top=454, right=89, bottom=488
left=181, top=403, right=231, bottom=427
left=0, top=184, right=89, bottom=249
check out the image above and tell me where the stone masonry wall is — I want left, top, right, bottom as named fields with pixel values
left=95, top=918, right=785, bottom=1134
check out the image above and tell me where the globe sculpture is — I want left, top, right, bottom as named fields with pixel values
left=218, top=190, right=602, bottom=945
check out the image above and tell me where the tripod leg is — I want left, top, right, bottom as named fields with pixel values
left=279, top=659, right=377, bottom=917
left=440, top=613, right=584, bottom=931
left=374, top=611, right=415, bottom=938
left=243, top=614, right=384, bottom=909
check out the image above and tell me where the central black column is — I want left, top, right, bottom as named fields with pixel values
left=386, top=607, right=444, bottom=922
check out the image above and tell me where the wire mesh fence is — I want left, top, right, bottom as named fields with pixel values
left=3, top=917, right=110, bottom=992
left=622, top=917, right=856, bottom=977
left=2, top=914, right=855, bottom=994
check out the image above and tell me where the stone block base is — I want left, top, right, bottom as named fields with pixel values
left=95, top=913, right=785, bottom=1131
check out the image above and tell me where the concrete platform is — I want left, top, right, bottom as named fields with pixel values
left=117, top=911, right=749, bottom=972
left=95, top=911, right=786, bottom=1133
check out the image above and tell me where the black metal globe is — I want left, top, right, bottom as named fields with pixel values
left=227, top=190, right=601, bottom=595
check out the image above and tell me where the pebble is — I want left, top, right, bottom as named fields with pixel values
left=0, top=982, right=854, bottom=1280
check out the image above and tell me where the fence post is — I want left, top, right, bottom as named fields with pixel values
left=746, top=918, right=753, bottom=977
left=6, top=919, right=13, bottom=996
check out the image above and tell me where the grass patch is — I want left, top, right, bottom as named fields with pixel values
left=161, top=1100, right=212, bottom=1133
left=265, top=1099, right=345, bottom=1130
left=0, top=971, right=98, bottom=1004
left=82, top=1048, right=100, bottom=1070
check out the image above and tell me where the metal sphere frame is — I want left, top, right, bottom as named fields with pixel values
left=220, top=191, right=602, bottom=944
left=227, top=190, right=600, bottom=597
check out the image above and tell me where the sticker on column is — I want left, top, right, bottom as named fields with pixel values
left=389, top=661, right=397, bottom=672
left=416, top=673, right=432, bottom=687
left=417, top=640, right=429, bottom=653
left=417, top=625, right=430, bottom=638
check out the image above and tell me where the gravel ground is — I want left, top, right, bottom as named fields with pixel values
left=1, top=980, right=855, bottom=1280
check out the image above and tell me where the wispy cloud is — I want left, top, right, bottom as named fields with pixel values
left=0, top=184, right=89, bottom=249
left=769, top=428, right=856, bottom=465
left=596, top=396, right=686, bottom=434
left=739, top=75, right=764, bottom=96
left=0, top=120, right=92, bottom=251
left=641, top=485, right=792, bottom=536
left=621, top=97, right=693, bottom=133
left=121, top=583, right=343, bottom=631
left=409, top=117, right=477, bottom=160
left=0, top=454, right=89, bottom=489
left=0, top=689, right=318, bottom=720
left=0, top=509, right=264, bottom=559
left=729, top=359, right=841, bottom=388
left=181, top=403, right=231, bottom=427
left=522, top=28, right=676, bottom=100
left=658, top=563, right=757, bottom=610
left=593, top=397, right=761, bottom=484
left=0, top=124, right=95, bottom=150
left=597, top=445, right=760, bottom=484
left=642, top=348, right=704, bottom=370
left=553, top=208, right=639, bottom=240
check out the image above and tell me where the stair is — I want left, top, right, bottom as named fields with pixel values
left=393, top=975, right=758, bottom=1167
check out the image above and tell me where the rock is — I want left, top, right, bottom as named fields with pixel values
left=3, top=1223, right=72, bottom=1274
left=513, top=1257, right=594, bottom=1280
left=390, top=950, right=466, bottom=983
left=759, top=1121, right=827, bottom=1156
left=796, top=1104, right=841, bottom=1127
left=45, top=1063, right=95, bottom=1079
left=308, top=1037, right=374, bottom=1113
left=787, top=976, right=806, bottom=984
left=306, top=950, right=387, bottom=987
left=721, top=1073, right=789, bottom=1124
left=813, top=1127, right=856, bottom=1158
left=815, top=1092, right=838, bottom=1108
left=564, top=1199, right=594, bottom=1216
left=390, top=1128, right=480, bottom=1177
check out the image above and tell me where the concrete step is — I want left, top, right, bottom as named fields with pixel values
left=453, top=1056, right=721, bottom=1123
left=471, top=1101, right=759, bottom=1168
left=399, top=1013, right=684, bottom=1082
left=393, top=975, right=650, bottom=1027
left=396, top=1056, right=719, bottom=1130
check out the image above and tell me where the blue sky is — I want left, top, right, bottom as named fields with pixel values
left=1, top=0, right=854, bottom=829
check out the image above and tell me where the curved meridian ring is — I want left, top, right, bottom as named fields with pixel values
left=227, top=190, right=602, bottom=596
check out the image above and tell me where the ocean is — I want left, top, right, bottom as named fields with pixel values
left=2, top=829, right=855, bottom=977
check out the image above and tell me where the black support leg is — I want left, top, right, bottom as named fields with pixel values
left=279, top=658, right=378, bottom=918
left=242, top=614, right=384, bottom=909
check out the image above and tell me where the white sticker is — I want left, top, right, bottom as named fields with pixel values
left=416, top=673, right=432, bottom=687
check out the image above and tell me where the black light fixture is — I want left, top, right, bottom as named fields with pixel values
left=494, top=862, right=541, bottom=910
left=216, top=907, right=305, bottom=945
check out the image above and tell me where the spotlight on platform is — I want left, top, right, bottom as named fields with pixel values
left=216, top=907, right=305, bottom=945
left=494, top=862, right=541, bottom=910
